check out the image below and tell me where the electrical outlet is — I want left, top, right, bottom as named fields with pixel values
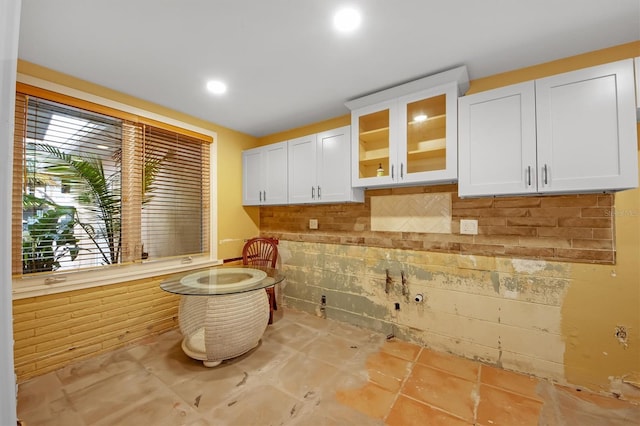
left=309, top=218, right=318, bottom=230
left=460, top=219, right=478, bottom=235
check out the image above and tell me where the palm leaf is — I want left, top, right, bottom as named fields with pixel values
left=142, top=148, right=173, bottom=204
left=35, top=143, right=121, bottom=264
left=22, top=196, right=81, bottom=273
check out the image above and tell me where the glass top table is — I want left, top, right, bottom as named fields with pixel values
left=160, top=264, right=285, bottom=366
left=160, top=265, right=284, bottom=296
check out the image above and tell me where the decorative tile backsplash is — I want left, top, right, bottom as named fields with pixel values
left=370, top=193, right=451, bottom=233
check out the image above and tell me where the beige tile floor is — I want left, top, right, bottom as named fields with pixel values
left=17, top=308, right=640, bottom=425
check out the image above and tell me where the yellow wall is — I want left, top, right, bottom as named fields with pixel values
left=16, top=61, right=261, bottom=260
left=467, top=41, right=640, bottom=95
left=215, top=125, right=261, bottom=259
left=257, top=114, right=351, bottom=146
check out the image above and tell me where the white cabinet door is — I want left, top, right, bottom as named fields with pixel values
left=262, top=142, right=288, bottom=205
left=242, top=142, right=288, bottom=206
left=536, top=59, right=638, bottom=193
left=350, top=101, right=397, bottom=188
left=458, top=81, right=537, bottom=197
left=242, top=148, right=264, bottom=205
left=350, top=83, right=459, bottom=188
left=459, top=59, right=638, bottom=197
left=316, top=126, right=362, bottom=203
left=287, top=134, right=317, bottom=204
left=347, top=66, right=468, bottom=189
left=288, top=126, right=363, bottom=204
left=398, top=82, right=459, bottom=185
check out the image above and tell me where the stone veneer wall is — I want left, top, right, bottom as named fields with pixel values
left=278, top=240, right=570, bottom=383
left=13, top=277, right=179, bottom=381
left=260, top=184, right=615, bottom=265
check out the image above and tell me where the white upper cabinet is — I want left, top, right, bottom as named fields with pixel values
left=458, top=82, right=537, bottom=196
left=287, top=134, right=317, bottom=204
left=242, top=141, right=288, bottom=205
left=536, top=60, right=637, bottom=193
left=459, top=59, right=638, bottom=197
left=346, top=66, right=469, bottom=188
left=288, top=126, right=363, bottom=204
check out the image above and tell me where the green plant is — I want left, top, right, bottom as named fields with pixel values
left=22, top=194, right=80, bottom=273
left=36, top=143, right=122, bottom=265
left=33, top=143, right=169, bottom=266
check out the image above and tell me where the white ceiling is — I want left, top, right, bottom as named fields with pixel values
left=18, top=0, right=640, bottom=137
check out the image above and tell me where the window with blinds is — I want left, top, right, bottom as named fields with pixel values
left=13, top=90, right=211, bottom=276
left=140, top=126, right=210, bottom=261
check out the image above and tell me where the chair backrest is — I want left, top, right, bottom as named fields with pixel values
left=242, top=237, right=278, bottom=268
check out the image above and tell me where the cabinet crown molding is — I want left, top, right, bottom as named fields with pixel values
left=345, top=65, right=469, bottom=111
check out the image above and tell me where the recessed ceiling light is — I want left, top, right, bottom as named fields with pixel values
left=413, top=114, right=428, bottom=122
left=333, top=7, right=361, bottom=32
left=206, top=80, right=227, bottom=95
left=96, top=144, right=109, bottom=150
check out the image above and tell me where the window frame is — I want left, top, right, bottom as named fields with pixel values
left=12, top=77, right=219, bottom=299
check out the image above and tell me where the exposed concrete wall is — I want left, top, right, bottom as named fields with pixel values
left=279, top=241, right=570, bottom=383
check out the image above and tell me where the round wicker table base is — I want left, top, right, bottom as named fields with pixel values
left=178, top=289, right=270, bottom=367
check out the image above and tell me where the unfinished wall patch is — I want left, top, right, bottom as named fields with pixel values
left=615, top=326, right=629, bottom=349
left=511, top=259, right=548, bottom=274
left=281, top=240, right=569, bottom=382
left=371, top=193, right=451, bottom=233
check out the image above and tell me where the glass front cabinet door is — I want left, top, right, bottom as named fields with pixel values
left=351, top=81, right=459, bottom=188
left=354, top=104, right=395, bottom=186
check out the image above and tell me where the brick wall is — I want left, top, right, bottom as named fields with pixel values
left=261, top=184, right=615, bottom=264
left=13, top=276, right=179, bottom=381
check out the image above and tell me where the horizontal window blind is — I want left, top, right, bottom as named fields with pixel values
left=18, top=96, right=124, bottom=273
left=13, top=91, right=211, bottom=277
left=141, top=126, right=210, bottom=260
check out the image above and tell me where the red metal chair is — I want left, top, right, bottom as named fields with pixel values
left=242, top=237, right=278, bottom=324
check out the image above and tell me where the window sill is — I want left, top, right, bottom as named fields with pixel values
left=12, top=257, right=223, bottom=300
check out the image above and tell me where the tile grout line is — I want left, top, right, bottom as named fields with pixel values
left=383, top=345, right=483, bottom=424
left=398, top=392, right=474, bottom=424
left=381, top=344, right=424, bottom=423
left=480, top=379, right=546, bottom=404
left=472, top=363, right=482, bottom=425
left=391, top=353, right=477, bottom=424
